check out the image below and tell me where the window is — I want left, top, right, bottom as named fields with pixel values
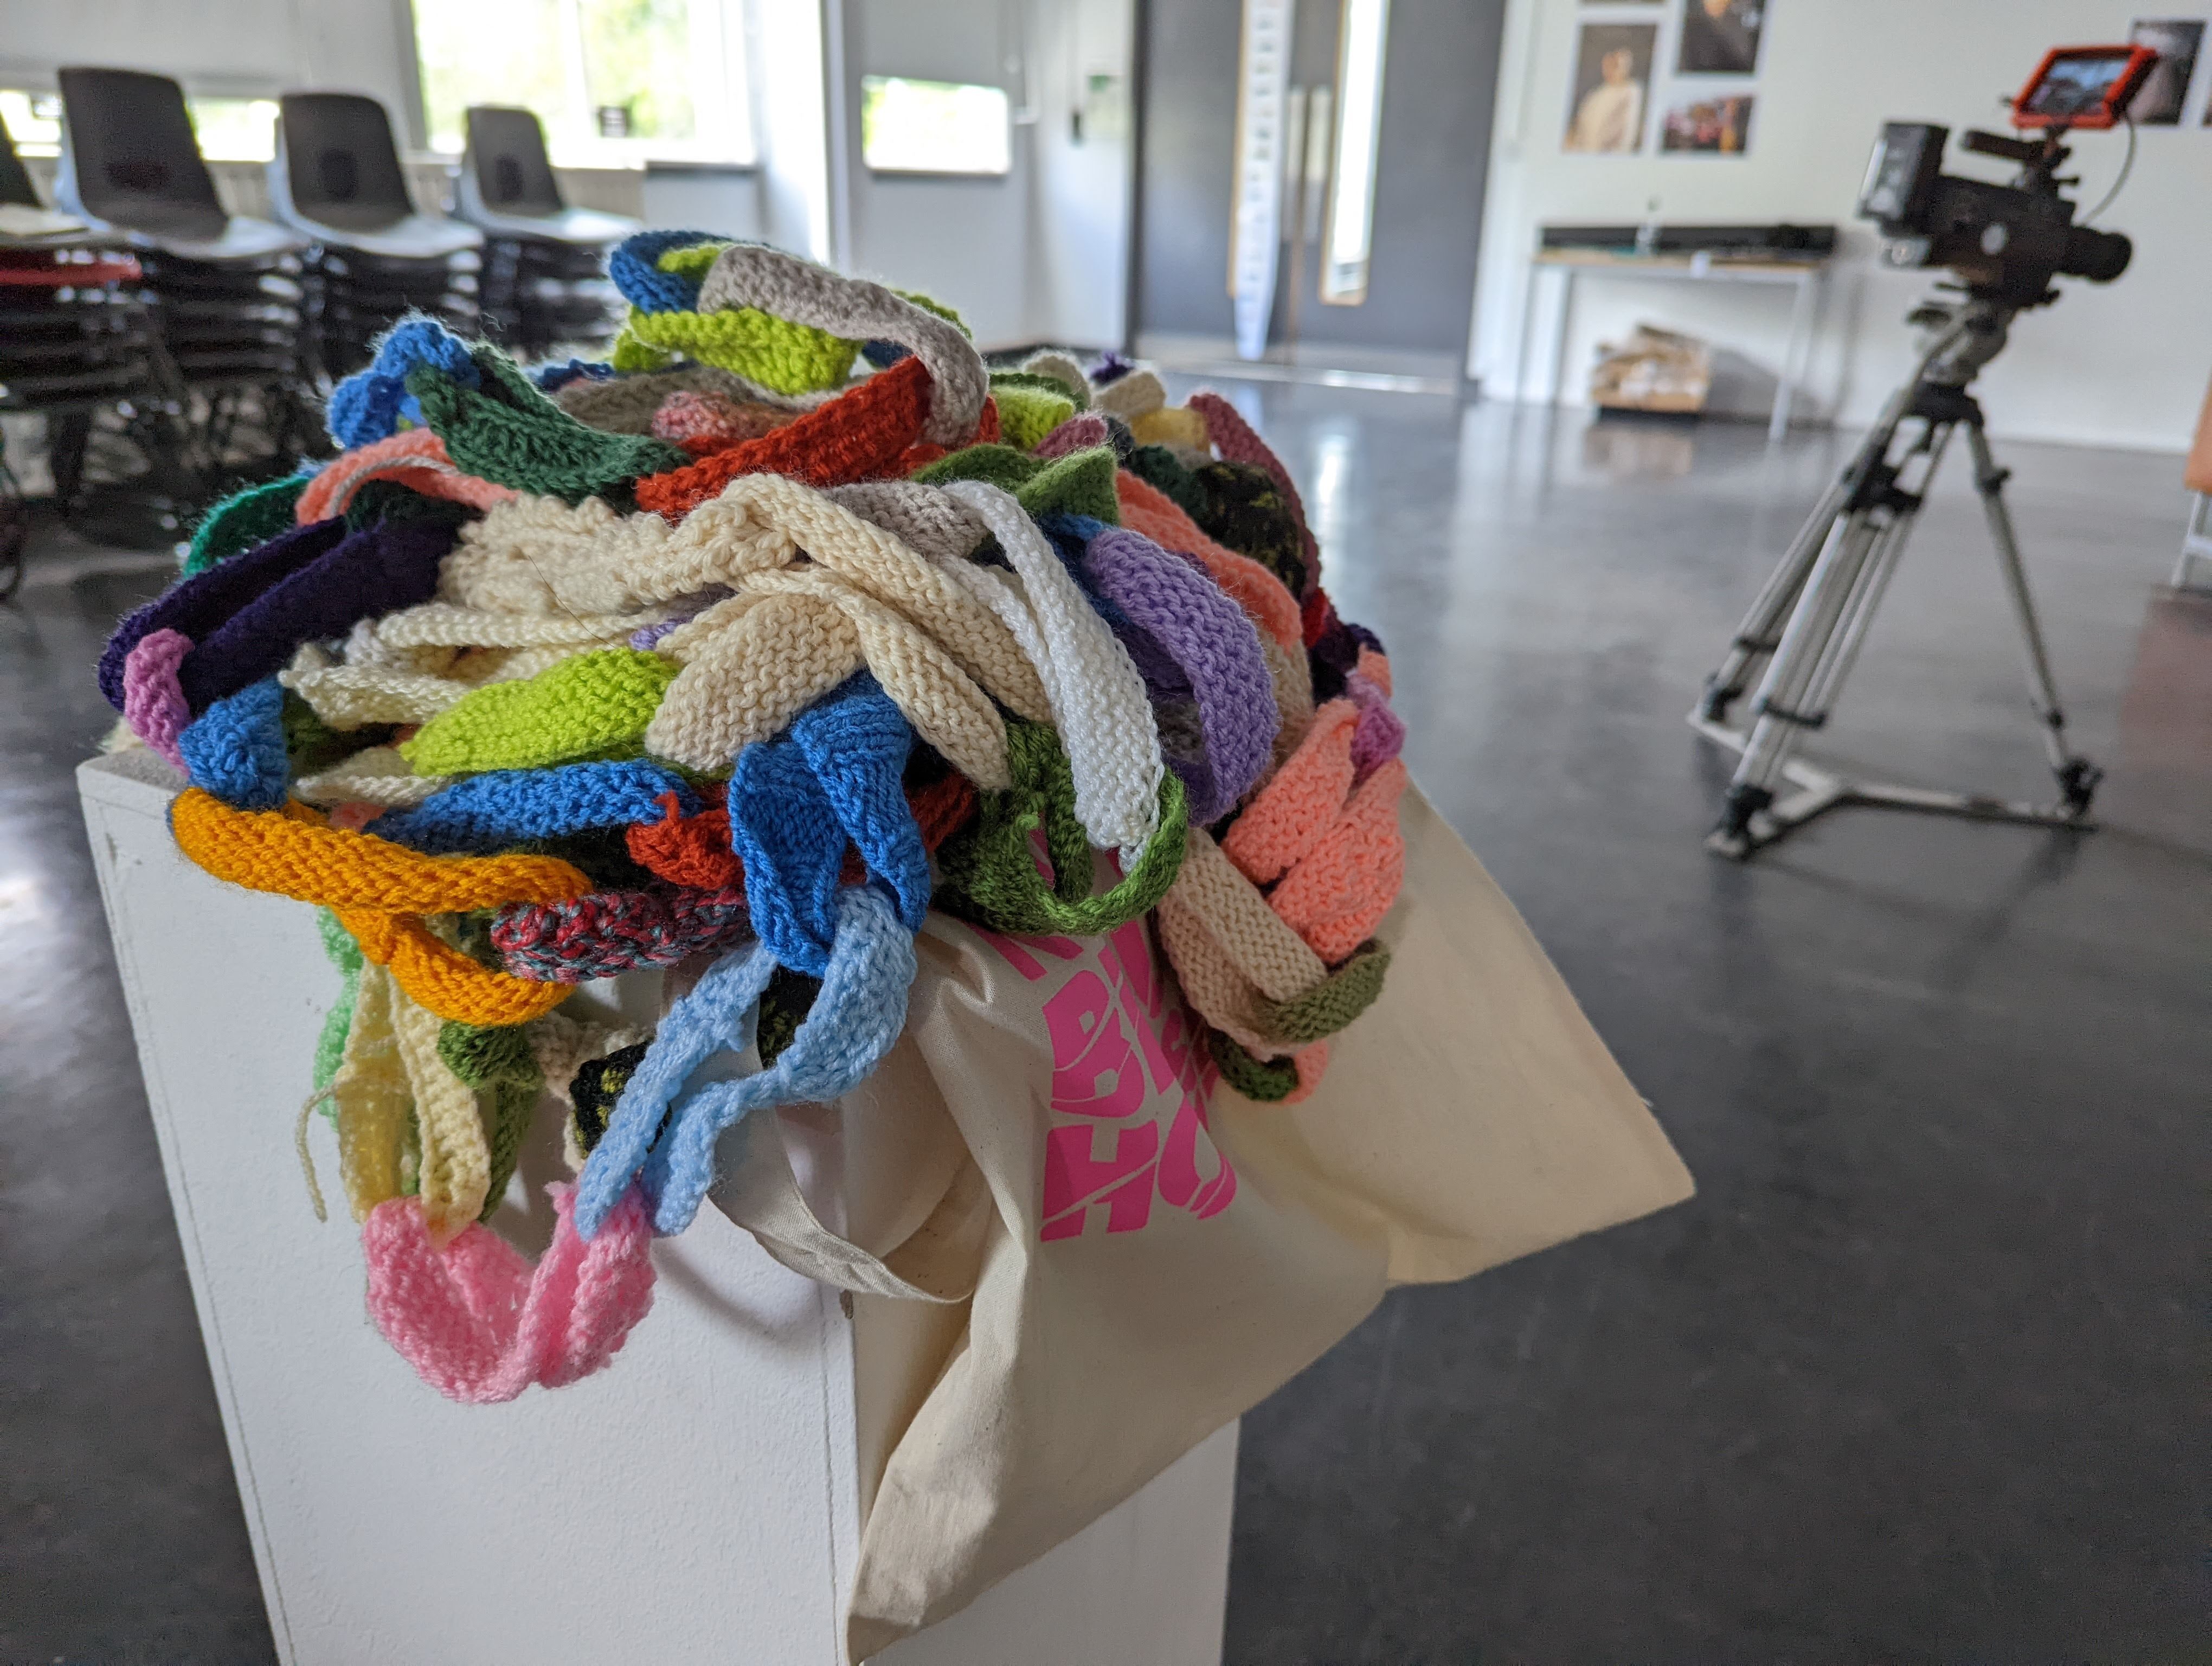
left=411, top=0, right=755, bottom=166
left=1320, top=0, right=1390, bottom=305
left=860, top=76, right=1011, bottom=176
left=0, top=90, right=273, bottom=163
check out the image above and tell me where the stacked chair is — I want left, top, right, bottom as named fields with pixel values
left=50, top=67, right=319, bottom=511
left=269, top=93, right=482, bottom=379
left=456, top=106, right=633, bottom=357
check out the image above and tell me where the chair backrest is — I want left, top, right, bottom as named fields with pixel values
left=0, top=108, right=41, bottom=209
left=463, top=106, right=564, bottom=219
left=276, top=93, right=414, bottom=232
left=55, top=67, right=227, bottom=239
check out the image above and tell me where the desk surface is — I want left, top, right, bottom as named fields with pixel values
left=1532, top=249, right=1827, bottom=277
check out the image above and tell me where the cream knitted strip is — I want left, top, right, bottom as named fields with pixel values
left=942, top=480, right=1165, bottom=855
left=374, top=600, right=658, bottom=651
left=695, top=244, right=987, bottom=446
left=283, top=662, right=481, bottom=728
left=1155, top=828, right=1329, bottom=1061
left=389, top=982, right=491, bottom=1245
left=1021, top=350, right=1092, bottom=405
left=330, top=962, right=411, bottom=1222
left=295, top=747, right=451, bottom=809
left=525, top=1014, right=651, bottom=1175
left=1091, top=367, right=1166, bottom=420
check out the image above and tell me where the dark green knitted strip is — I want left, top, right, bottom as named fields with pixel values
left=1258, top=941, right=1391, bottom=1046
left=438, top=1020, right=543, bottom=1223
left=913, top=444, right=1122, bottom=524
left=1126, top=445, right=1207, bottom=518
left=182, top=475, right=309, bottom=577
left=1193, top=460, right=1307, bottom=598
left=404, top=349, right=687, bottom=505
left=342, top=477, right=474, bottom=535
left=311, top=908, right=364, bottom=1099
left=988, top=368, right=1084, bottom=405
left=1207, top=1029, right=1297, bottom=1101
left=936, top=719, right=1186, bottom=935
left=758, top=966, right=820, bottom=1067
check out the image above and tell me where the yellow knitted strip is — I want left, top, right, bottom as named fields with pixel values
left=330, top=962, right=410, bottom=1221
left=1130, top=407, right=1209, bottom=450
left=389, top=983, right=491, bottom=1245
left=616, top=304, right=860, bottom=393
left=400, top=649, right=680, bottom=774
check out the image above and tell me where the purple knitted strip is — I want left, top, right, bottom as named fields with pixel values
left=490, top=883, right=751, bottom=983
left=1345, top=669, right=1405, bottom=778
left=177, top=519, right=458, bottom=715
left=99, top=517, right=349, bottom=709
left=1079, top=527, right=1278, bottom=822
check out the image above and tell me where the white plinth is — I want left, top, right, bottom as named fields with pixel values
left=80, top=753, right=1235, bottom=1666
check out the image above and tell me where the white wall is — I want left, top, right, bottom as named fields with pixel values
left=1472, top=0, right=2212, bottom=451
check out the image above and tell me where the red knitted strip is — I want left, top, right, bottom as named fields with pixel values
left=490, top=882, right=751, bottom=983
left=1302, top=587, right=1335, bottom=650
left=626, top=774, right=979, bottom=890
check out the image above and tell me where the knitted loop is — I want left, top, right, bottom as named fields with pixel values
left=400, top=650, right=680, bottom=776
left=614, top=305, right=861, bottom=395
left=182, top=475, right=309, bottom=578
left=177, top=676, right=290, bottom=810
left=936, top=719, right=1187, bottom=936
left=363, top=1181, right=655, bottom=1403
left=293, top=429, right=518, bottom=527
left=696, top=244, right=987, bottom=445
left=371, top=761, right=701, bottom=856
left=492, top=880, right=750, bottom=983
left=608, top=228, right=724, bottom=313
left=573, top=883, right=919, bottom=1240
left=169, top=789, right=588, bottom=1026
left=122, top=629, right=194, bottom=768
left=439, top=1018, right=542, bottom=1225
left=1188, top=389, right=1320, bottom=590
left=326, top=317, right=482, bottom=449
left=913, top=443, right=1123, bottom=524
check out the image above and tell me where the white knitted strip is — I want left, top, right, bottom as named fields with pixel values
left=282, top=663, right=475, bottom=728
left=695, top=244, right=988, bottom=445
left=1021, top=350, right=1092, bottom=406
left=374, top=600, right=658, bottom=651
left=943, top=480, right=1164, bottom=855
left=295, top=747, right=450, bottom=808
left=1091, top=367, right=1166, bottom=419
left=441, top=494, right=660, bottom=617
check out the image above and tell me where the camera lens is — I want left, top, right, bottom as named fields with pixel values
left=2063, top=226, right=2132, bottom=283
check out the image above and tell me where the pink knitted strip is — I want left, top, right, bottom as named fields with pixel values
left=1187, top=390, right=1321, bottom=590
left=294, top=429, right=518, bottom=526
left=362, top=1181, right=656, bottom=1404
left=121, top=629, right=194, bottom=766
left=1033, top=412, right=1109, bottom=458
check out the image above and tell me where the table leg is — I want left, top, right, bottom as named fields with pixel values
left=1548, top=268, right=1574, bottom=407
left=1771, top=271, right=1817, bottom=443
left=1513, top=259, right=1539, bottom=406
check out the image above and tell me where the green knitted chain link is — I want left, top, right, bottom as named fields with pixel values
left=1207, top=1029, right=1299, bottom=1101
left=182, top=475, right=310, bottom=576
left=936, top=719, right=1186, bottom=935
left=437, top=1020, right=543, bottom=1224
left=1259, top=940, right=1393, bottom=1046
left=404, top=349, right=687, bottom=506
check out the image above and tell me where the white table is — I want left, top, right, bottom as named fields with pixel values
left=1514, top=249, right=1829, bottom=443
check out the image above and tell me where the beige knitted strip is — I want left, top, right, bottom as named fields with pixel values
left=282, top=663, right=477, bottom=728
left=1155, top=894, right=1281, bottom=1059
left=389, top=982, right=491, bottom=1246
left=1170, top=826, right=1327, bottom=1000
left=1021, top=350, right=1092, bottom=405
left=374, top=600, right=657, bottom=651
left=295, top=747, right=451, bottom=809
left=695, top=244, right=988, bottom=445
left=1259, top=632, right=1316, bottom=771
left=827, top=479, right=985, bottom=564
left=1091, top=367, right=1166, bottom=419
left=554, top=362, right=832, bottom=434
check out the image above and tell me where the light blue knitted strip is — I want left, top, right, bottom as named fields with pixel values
left=571, top=885, right=917, bottom=1238
left=326, top=317, right=482, bottom=449
left=370, top=761, right=700, bottom=855
left=177, top=676, right=289, bottom=810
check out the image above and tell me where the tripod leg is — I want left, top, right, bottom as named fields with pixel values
left=1962, top=422, right=2100, bottom=814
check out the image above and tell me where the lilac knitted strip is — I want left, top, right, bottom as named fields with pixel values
left=177, top=519, right=458, bottom=715
left=1345, top=669, right=1405, bottom=779
left=99, top=517, right=349, bottom=709
left=490, top=883, right=751, bottom=983
left=1079, top=527, right=1278, bottom=822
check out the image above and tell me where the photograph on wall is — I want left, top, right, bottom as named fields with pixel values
left=1676, top=0, right=1765, bottom=75
left=1564, top=22, right=1657, bottom=153
left=1660, top=94, right=1756, bottom=153
left=2126, top=18, right=2205, bottom=123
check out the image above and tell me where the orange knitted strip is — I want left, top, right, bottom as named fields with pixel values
left=1220, top=700, right=1360, bottom=886
left=1355, top=645, right=1393, bottom=699
left=1114, top=471, right=1303, bottom=655
left=636, top=357, right=941, bottom=517
left=170, top=789, right=587, bottom=1026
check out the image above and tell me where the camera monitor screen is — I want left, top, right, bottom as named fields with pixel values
left=2012, top=45, right=2157, bottom=129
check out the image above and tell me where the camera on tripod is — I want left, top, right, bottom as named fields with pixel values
left=1856, top=44, right=2154, bottom=307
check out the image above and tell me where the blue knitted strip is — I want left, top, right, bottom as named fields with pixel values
left=530, top=358, right=616, bottom=392
left=573, top=939, right=767, bottom=1239
left=729, top=734, right=847, bottom=976
left=789, top=675, right=929, bottom=931
left=371, top=761, right=702, bottom=855
left=607, top=228, right=723, bottom=313
left=326, top=317, right=482, bottom=448
left=635, top=885, right=917, bottom=1236
left=178, top=677, right=289, bottom=810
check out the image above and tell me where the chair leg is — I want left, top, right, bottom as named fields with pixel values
left=2175, top=493, right=2212, bottom=594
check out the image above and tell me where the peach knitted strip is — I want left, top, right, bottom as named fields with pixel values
left=170, top=789, right=585, bottom=1025
left=1266, top=757, right=1409, bottom=965
left=1222, top=700, right=1360, bottom=885
left=293, top=429, right=518, bottom=526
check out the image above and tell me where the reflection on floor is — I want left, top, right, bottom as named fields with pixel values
left=2, top=395, right=2204, bottom=1663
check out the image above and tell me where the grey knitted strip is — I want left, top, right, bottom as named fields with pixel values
left=554, top=364, right=835, bottom=434
left=827, top=480, right=988, bottom=565
left=1020, top=350, right=1092, bottom=408
left=696, top=245, right=988, bottom=447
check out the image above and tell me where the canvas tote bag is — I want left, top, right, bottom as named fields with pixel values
left=710, top=784, right=1693, bottom=1660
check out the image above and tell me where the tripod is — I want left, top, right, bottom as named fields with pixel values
left=1691, top=293, right=2101, bottom=859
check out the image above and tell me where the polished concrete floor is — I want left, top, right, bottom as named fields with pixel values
left=2, top=394, right=2205, bottom=1663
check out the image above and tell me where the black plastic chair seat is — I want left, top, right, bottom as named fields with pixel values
left=458, top=106, right=640, bottom=248
left=272, top=93, right=483, bottom=260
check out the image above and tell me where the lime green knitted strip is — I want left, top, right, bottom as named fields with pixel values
left=183, top=476, right=310, bottom=577
left=1208, top=1029, right=1297, bottom=1101
left=437, top=1021, right=542, bottom=1223
left=988, top=380, right=1077, bottom=452
left=656, top=241, right=733, bottom=282
left=404, top=351, right=686, bottom=505
left=400, top=649, right=678, bottom=775
left=312, top=908, right=365, bottom=1099
left=615, top=306, right=860, bottom=394
left=937, top=719, right=1185, bottom=935
left=913, top=444, right=1122, bottom=524
left=896, top=289, right=969, bottom=336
